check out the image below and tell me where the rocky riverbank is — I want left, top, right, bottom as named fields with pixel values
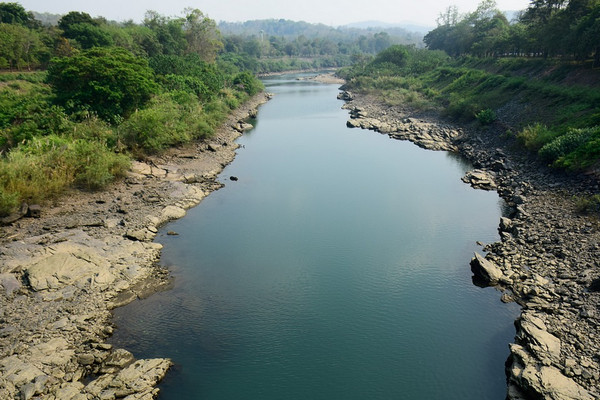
left=340, top=90, right=600, bottom=399
left=0, top=92, right=271, bottom=399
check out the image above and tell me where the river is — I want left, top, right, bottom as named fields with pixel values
left=111, top=73, right=519, bottom=399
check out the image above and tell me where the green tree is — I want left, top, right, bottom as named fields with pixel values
left=58, top=11, right=97, bottom=33
left=182, top=8, right=223, bottom=62
left=0, top=23, right=44, bottom=69
left=0, top=2, right=34, bottom=26
left=143, top=10, right=187, bottom=55
left=47, top=47, right=158, bottom=121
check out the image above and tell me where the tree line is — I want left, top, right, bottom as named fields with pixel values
left=424, top=0, right=600, bottom=64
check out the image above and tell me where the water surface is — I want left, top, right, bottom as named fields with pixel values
left=111, top=74, right=518, bottom=399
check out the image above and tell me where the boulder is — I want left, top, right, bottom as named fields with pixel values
left=500, top=217, right=513, bottom=232
left=0, top=273, right=21, bottom=296
left=470, top=252, right=504, bottom=285
left=516, top=313, right=561, bottom=361
left=159, top=206, right=186, bottom=225
left=461, top=169, right=497, bottom=190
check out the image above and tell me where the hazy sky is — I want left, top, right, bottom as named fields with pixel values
left=18, top=0, right=531, bottom=27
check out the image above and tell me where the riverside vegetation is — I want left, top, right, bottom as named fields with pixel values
left=0, top=4, right=266, bottom=219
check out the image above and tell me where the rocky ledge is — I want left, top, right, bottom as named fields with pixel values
left=0, top=92, right=271, bottom=399
left=341, top=90, right=600, bottom=400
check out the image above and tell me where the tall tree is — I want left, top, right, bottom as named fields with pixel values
left=182, top=8, right=223, bottom=62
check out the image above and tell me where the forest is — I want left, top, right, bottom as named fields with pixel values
left=424, top=0, right=600, bottom=63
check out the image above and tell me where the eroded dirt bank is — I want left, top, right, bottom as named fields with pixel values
left=341, top=90, right=600, bottom=400
left=0, top=92, right=271, bottom=399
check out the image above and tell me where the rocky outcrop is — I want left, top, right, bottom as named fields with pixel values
left=461, top=169, right=497, bottom=190
left=0, top=92, right=272, bottom=399
left=341, top=96, right=460, bottom=152
left=470, top=252, right=506, bottom=285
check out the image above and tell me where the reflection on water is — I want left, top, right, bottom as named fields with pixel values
left=111, top=75, right=518, bottom=400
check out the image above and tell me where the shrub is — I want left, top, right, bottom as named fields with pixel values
left=47, top=47, right=158, bottom=121
left=69, top=139, right=130, bottom=190
left=475, top=108, right=497, bottom=125
left=539, top=127, right=597, bottom=162
left=0, top=186, right=19, bottom=217
left=516, top=123, right=557, bottom=150
left=555, top=128, right=600, bottom=170
left=574, top=194, right=600, bottom=214
left=233, top=71, right=262, bottom=96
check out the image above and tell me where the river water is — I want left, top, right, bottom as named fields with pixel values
left=111, top=74, right=519, bottom=399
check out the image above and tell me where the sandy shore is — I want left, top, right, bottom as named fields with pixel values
left=0, top=92, right=271, bottom=399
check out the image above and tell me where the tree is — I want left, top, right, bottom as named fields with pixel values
left=182, top=8, right=223, bottom=62
left=143, top=10, right=187, bottom=56
left=0, top=2, right=33, bottom=26
left=0, top=23, right=44, bottom=69
left=58, top=11, right=97, bottom=33
left=47, top=47, right=158, bottom=121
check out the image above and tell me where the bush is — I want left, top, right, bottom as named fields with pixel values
left=69, top=139, right=130, bottom=190
left=574, top=194, right=600, bottom=214
left=555, top=128, right=600, bottom=170
left=0, top=186, right=19, bottom=217
left=538, top=127, right=597, bottom=162
left=119, top=96, right=189, bottom=153
left=475, top=109, right=497, bottom=125
left=0, top=134, right=131, bottom=212
left=47, top=47, right=158, bottom=121
left=516, top=123, right=557, bottom=150
left=233, top=71, right=262, bottom=96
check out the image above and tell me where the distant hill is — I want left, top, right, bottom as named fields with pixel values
left=218, top=19, right=424, bottom=46
left=344, top=21, right=433, bottom=35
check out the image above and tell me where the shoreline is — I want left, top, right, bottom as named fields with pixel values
left=341, top=90, right=600, bottom=399
left=0, top=92, right=271, bottom=399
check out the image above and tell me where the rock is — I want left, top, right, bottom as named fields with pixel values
left=27, top=204, right=41, bottom=218
left=78, top=353, right=95, bottom=366
left=337, top=91, right=353, bottom=101
left=1, top=356, right=45, bottom=387
left=101, top=349, right=135, bottom=373
left=237, top=122, right=254, bottom=132
left=346, top=119, right=362, bottom=128
left=26, top=250, right=105, bottom=291
left=160, top=206, right=186, bottom=224
left=130, top=161, right=152, bottom=176
left=230, top=176, right=238, bottom=181
left=112, top=358, right=172, bottom=392
left=0, top=202, right=28, bottom=225
left=125, top=229, right=155, bottom=242
left=500, top=217, right=513, bottom=232
left=0, top=273, right=21, bottom=296
left=516, top=312, right=561, bottom=361
left=461, top=169, right=497, bottom=190
left=470, top=252, right=504, bottom=285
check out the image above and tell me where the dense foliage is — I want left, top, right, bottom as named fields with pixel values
left=0, top=4, right=264, bottom=217
left=424, top=0, right=600, bottom=64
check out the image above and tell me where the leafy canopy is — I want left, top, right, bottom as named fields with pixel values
left=47, top=47, right=158, bottom=121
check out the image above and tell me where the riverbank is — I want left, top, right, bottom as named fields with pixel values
left=341, top=90, right=600, bottom=399
left=0, top=92, right=271, bottom=399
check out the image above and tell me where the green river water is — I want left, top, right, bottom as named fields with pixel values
left=111, top=73, right=519, bottom=399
